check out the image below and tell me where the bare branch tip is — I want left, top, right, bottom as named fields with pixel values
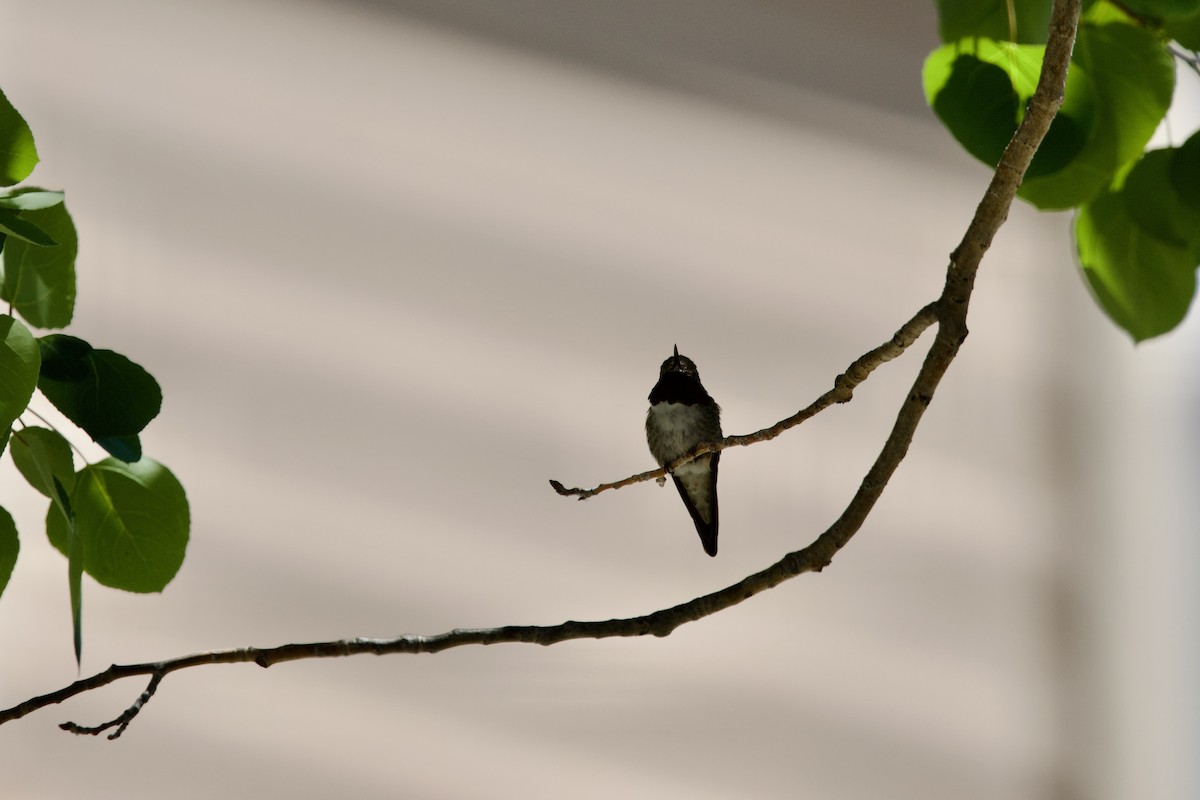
left=58, top=672, right=164, bottom=740
left=549, top=478, right=596, bottom=500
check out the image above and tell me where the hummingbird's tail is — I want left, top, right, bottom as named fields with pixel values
left=694, top=519, right=718, bottom=557
left=671, top=453, right=720, bottom=557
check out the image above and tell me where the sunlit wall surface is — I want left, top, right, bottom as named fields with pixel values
left=0, top=2, right=1197, bottom=798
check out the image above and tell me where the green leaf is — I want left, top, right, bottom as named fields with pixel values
left=0, top=189, right=64, bottom=212
left=1166, top=6, right=1200, bottom=47
left=1121, top=149, right=1200, bottom=255
left=0, top=505, right=18, bottom=601
left=1084, top=0, right=1139, bottom=23
left=0, top=315, right=40, bottom=432
left=1, top=199, right=77, bottom=328
left=37, top=335, right=162, bottom=439
left=0, top=87, right=38, bottom=187
left=930, top=55, right=1020, bottom=168
left=925, top=23, right=1175, bottom=210
left=1169, top=128, right=1200, bottom=209
left=923, top=39, right=1093, bottom=182
left=1118, top=0, right=1200, bottom=18
left=924, top=38, right=1045, bottom=106
left=0, top=207, right=57, bottom=247
left=10, top=425, right=82, bottom=660
left=47, top=458, right=189, bottom=593
left=1075, top=191, right=1198, bottom=341
left=10, top=426, right=76, bottom=506
left=935, top=0, right=1053, bottom=44
left=63, top=480, right=81, bottom=666
left=1020, top=22, right=1174, bottom=209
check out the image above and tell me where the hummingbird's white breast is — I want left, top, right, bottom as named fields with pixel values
left=646, top=401, right=718, bottom=468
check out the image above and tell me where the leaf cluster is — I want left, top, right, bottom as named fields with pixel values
left=0, top=86, right=189, bottom=664
left=926, top=0, right=1200, bottom=340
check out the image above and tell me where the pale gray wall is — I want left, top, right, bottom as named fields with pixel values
left=0, top=2, right=1197, bottom=798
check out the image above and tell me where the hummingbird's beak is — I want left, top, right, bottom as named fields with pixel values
left=672, top=344, right=680, bottom=369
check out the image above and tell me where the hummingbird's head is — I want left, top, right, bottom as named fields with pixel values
left=659, top=344, right=700, bottom=379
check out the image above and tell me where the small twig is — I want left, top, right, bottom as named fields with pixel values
left=549, top=303, right=939, bottom=500
left=1168, top=44, right=1200, bottom=78
left=59, top=672, right=163, bottom=740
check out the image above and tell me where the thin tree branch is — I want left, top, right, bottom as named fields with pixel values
left=0, top=0, right=1081, bottom=739
left=58, top=673, right=162, bottom=740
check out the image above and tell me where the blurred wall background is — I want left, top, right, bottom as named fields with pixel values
left=0, top=1, right=1197, bottom=798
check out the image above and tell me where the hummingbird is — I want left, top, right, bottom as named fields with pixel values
left=645, top=345, right=723, bottom=556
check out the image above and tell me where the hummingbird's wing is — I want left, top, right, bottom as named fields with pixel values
left=671, top=452, right=719, bottom=557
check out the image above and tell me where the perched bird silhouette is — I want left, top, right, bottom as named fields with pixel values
left=645, top=345, right=722, bottom=556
